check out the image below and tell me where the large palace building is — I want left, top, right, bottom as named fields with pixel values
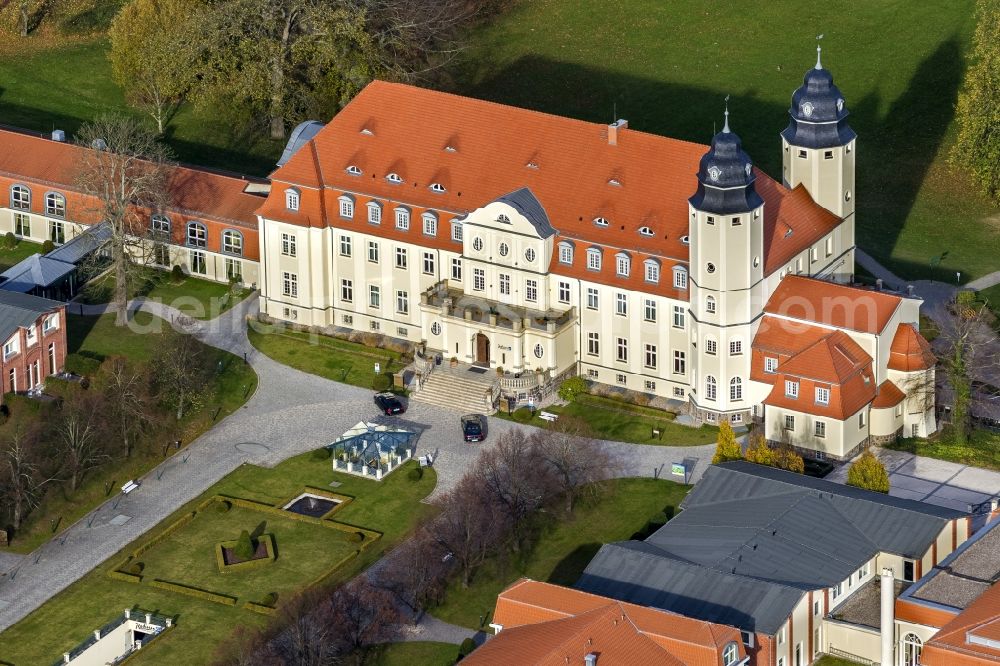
left=0, top=49, right=936, bottom=460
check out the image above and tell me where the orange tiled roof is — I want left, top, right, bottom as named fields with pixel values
left=752, top=315, right=832, bottom=356
left=779, top=330, right=872, bottom=384
left=872, top=379, right=906, bottom=409
left=889, top=323, right=936, bottom=372
left=922, top=583, right=1000, bottom=665
left=262, top=80, right=842, bottom=286
left=485, top=579, right=743, bottom=666
left=764, top=275, right=903, bottom=334
left=0, top=128, right=265, bottom=227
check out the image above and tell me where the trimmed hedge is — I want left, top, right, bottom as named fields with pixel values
left=150, top=579, right=238, bottom=606
left=308, top=550, right=362, bottom=587
left=107, top=569, right=142, bottom=584
left=131, top=511, right=197, bottom=559
left=243, top=601, right=278, bottom=615
left=217, top=494, right=381, bottom=543
left=215, top=534, right=276, bottom=573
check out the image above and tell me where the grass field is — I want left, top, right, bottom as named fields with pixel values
left=81, top=270, right=249, bottom=320
left=886, top=430, right=1000, bottom=472
left=6, top=312, right=258, bottom=553
left=365, top=642, right=460, bottom=666
left=248, top=326, right=407, bottom=390
left=430, top=478, right=689, bottom=630
left=0, top=239, right=42, bottom=271
left=0, top=456, right=438, bottom=665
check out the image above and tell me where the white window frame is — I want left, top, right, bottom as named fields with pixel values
left=673, top=351, right=685, bottom=375
left=186, top=221, right=207, bottom=248
left=587, top=332, right=599, bottom=356
left=644, top=299, right=656, bottom=322
left=729, top=339, right=742, bottom=356
left=558, top=281, right=570, bottom=304
left=499, top=273, right=510, bottom=296
left=45, top=192, right=66, bottom=217
left=525, top=279, right=538, bottom=302
left=644, top=259, right=659, bottom=283
left=558, top=241, right=574, bottom=264
left=730, top=377, right=742, bottom=401
left=705, top=376, right=717, bottom=401
left=285, top=188, right=300, bottom=211
left=587, top=248, right=602, bottom=271
left=151, top=214, right=171, bottom=235
left=394, top=247, right=407, bottom=270
left=222, top=229, right=243, bottom=256
left=615, top=293, right=627, bottom=316
left=189, top=249, right=206, bottom=275
left=473, top=268, right=485, bottom=291
left=367, top=201, right=382, bottom=224
left=281, top=233, right=297, bottom=257
left=340, top=279, right=353, bottom=303
left=339, top=195, right=354, bottom=219
left=422, top=212, right=437, bottom=236
left=815, top=387, right=830, bottom=405
left=10, top=184, right=30, bottom=210
left=764, top=357, right=778, bottom=373
left=616, top=337, right=628, bottom=363
left=706, top=338, right=717, bottom=355
left=368, top=241, right=379, bottom=263
left=616, top=252, right=630, bottom=277
left=815, top=421, right=826, bottom=438
left=644, top=344, right=657, bottom=370
left=396, top=290, right=409, bottom=315
left=673, top=266, right=688, bottom=289
left=586, top=288, right=599, bottom=310
left=339, top=235, right=352, bottom=257
left=785, top=380, right=799, bottom=398
left=451, top=258, right=462, bottom=281
left=422, top=252, right=435, bottom=275
left=706, top=295, right=716, bottom=314
left=395, top=207, right=410, bottom=230
left=451, top=220, right=463, bottom=242
left=673, top=306, right=685, bottom=329
left=369, top=285, right=380, bottom=308
left=282, top=272, right=298, bottom=298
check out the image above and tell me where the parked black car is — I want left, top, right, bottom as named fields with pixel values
left=461, top=414, right=487, bottom=442
left=374, top=392, right=405, bottom=415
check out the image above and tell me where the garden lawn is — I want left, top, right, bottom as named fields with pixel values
left=430, top=478, right=689, bottom=630
left=978, top=284, right=1000, bottom=324
left=6, top=312, right=258, bottom=553
left=0, top=456, right=438, bottom=666
left=80, top=271, right=249, bottom=320
left=0, top=239, right=42, bottom=271
left=248, top=326, right=406, bottom=390
left=885, top=430, right=1000, bottom=472
left=364, top=642, right=460, bottom=666
left=814, top=658, right=862, bottom=666
left=498, top=401, right=717, bottom=446
left=457, top=0, right=999, bottom=282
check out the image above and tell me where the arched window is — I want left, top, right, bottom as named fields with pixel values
left=45, top=192, right=66, bottom=217
left=429, top=183, right=446, bottom=193
left=593, top=216, right=610, bottom=227
left=558, top=241, right=574, bottom=264
left=586, top=247, right=602, bottom=271
left=422, top=211, right=438, bottom=236
left=638, top=225, right=654, bottom=237
left=722, top=643, right=739, bottom=666
left=10, top=184, right=30, bottom=210
left=284, top=188, right=300, bottom=211
left=644, top=259, right=660, bottom=283
left=730, top=377, right=742, bottom=401
left=901, top=634, right=922, bottom=666
left=673, top=266, right=687, bottom=289
left=705, top=376, right=717, bottom=401
left=616, top=252, right=630, bottom=277
left=151, top=214, right=171, bottom=235
left=186, top=221, right=207, bottom=248
left=386, top=173, right=403, bottom=184
left=394, top=206, right=410, bottom=230
left=338, top=194, right=354, bottom=219
left=367, top=201, right=382, bottom=224
left=706, top=295, right=716, bottom=314
left=222, top=229, right=243, bottom=256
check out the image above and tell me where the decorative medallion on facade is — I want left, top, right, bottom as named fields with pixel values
left=801, top=101, right=814, bottom=118
left=708, top=166, right=721, bottom=181
left=837, top=98, right=844, bottom=112
left=498, top=242, right=509, bottom=257
left=524, top=248, right=536, bottom=263
left=431, top=322, right=441, bottom=335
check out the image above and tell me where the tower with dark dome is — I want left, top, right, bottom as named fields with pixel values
left=781, top=45, right=856, bottom=220
left=687, top=110, right=765, bottom=424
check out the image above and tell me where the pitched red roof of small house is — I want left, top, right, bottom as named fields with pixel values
left=921, top=583, right=1000, bottom=665
left=872, top=379, right=906, bottom=409
left=889, top=323, right=936, bottom=372
left=764, top=275, right=903, bottom=334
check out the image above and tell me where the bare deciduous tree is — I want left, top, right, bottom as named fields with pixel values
left=938, top=296, right=1000, bottom=442
left=374, top=528, right=449, bottom=618
left=330, top=577, right=402, bottom=663
left=531, top=416, right=617, bottom=514
left=475, top=429, right=550, bottom=551
left=155, top=329, right=210, bottom=420
left=55, top=390, right=108, bottom=493
left=96, top=356, right=153, bottom=458
left=0, top=425, right=50, bottom=530
left=75, top=114, right=171, bottom=326
left=435, top=474, right=507, bottom=588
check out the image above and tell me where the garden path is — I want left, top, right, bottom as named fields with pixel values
left=0, top=295, right=714, bottom=632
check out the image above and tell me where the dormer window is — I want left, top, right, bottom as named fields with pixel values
left=285, top=188, right=300, bottom=211
left=338, top=195, right=354, bottom=219
left=395, top=207, right=410, bottom=230
left=429, top=183, right=446, bottom=193
left=367, top=201, right=382, bottom=224
left=594, top=217, right=609, bottom=227
left=346, top=165, right=362, bottom=176
left=785, top=380, right=799, bottom=398
left=638, top=226, right=653, bottom=237
left=672, top=266, right=687, bottom=289
left=386, top=173, right=403, bottom=184
left=615, top=252, right=630, bottom=277
left=644, top=259, right=659, bottom=283
left=680, top=235, right=690, bottom=245
left=558, top=241, right=574, bottom=264
left=422, top=212, right=437, bottom=236
left=444, top=145, right=457, bottom=153
left=586, top=247, right=602, bottom=271
left=608, top=178, right=621, bottom=186
left=360, top=127, right=373, bottom=136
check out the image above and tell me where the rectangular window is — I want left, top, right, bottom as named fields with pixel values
left=729, top=340, right=742, bottom=355
left=14, top=213, right=30, bottom=237
left=645, top=262, right=659, bottom=283
left=368, top=241, right=380, bottom=263
left=559, top=244, right=573, bottom=264
left=525, top=279, right=538, bottom=302
left=616, top=373, right=627, bottom=386
left=368, top=204, right=381, bottom=224
left=673, top=269, right=687, bottom=289
left=587, top=250, right=601, bottom=271
left=281, top=233, right=297, bottom=257
left=423, top=215, right=437, bottom=236
left=814, top=600, right=821, bottom=615
left=811, top=247, right=818, bottom=262
left=473, top=268, right=485, bottom=292
left=340, top=279, right=353, bottom=302
left=225, top=258, right=242, bottom=281
left=815, top=387, right=830, bottom=405
left=785, top=380, right=799, bottom=398
left=558, top=281, right=570, bottom=304
left=369, top=285, right=380, bottom=308
left=25, top=325, right=36, bottom=346
left=673, top=387, right=685, bottom=398
left=451, top=221, right=463, bottom=242
left=707, top=216, right=715, bottom=225
left=396, top=290, right=408, bottom=315
left=395, top=208, right=409, bottom=230
left=587, top=288, right=599, bottom=310
left=672, top=306, right=685, bottom=329
left=706, top=297, right=716, bottom=314
left=395, top=247, right=407, bottom=269
left=824, top=150, right=834, bottom=160
left=815, top=421, right=826, bottom=438
left=644, top=380, right=656, bottom=392
left=616, top=255, right=630, bottom=277
left=644, top=344, right=657, bottom=369
left=764, top=357, right=778, bottom=373
left=451, top=258, right=462, bottom=281
left=911, top=423, right=919, bottom=437
left=784, top=415, right=795, bottom=430
left=586, top=368, right=599, bottom=379
left=49, top=220, right=65, bottom=244
left=370, top=320, right=380, bottom=331
left=673, top=351, right=686, bottom=375
left=616, top=337, right=628, bottom=363
left=615, top=293, right=627, bottom=316
left=153, top=244, right=170, bottom=266
left=339, top=198, right=353, bottom=218
left=190, top=250, right=206, bottom=275
left=339, top=235, right=352, bottom=257
left=706, top=339, right=717, bottom=355
left=644, top=299, right=656, bottom=322
left=397, top=327, right=408, bottom=337
left=43, top=314, right=58, bottom=332
left=903, top=560, right=915, bottom=582
left=3, top=338, right=17, bottom=359
left=422, top=252, right=435, bottom=275
left=341, top=314, right=353, bottom=325
left=499, top=273, right=510, bottom=296
left=798, top=149, right=807, bottom=158
left=826, top=237, right=834, bottom=257
left=731, top=216, right=742, bottom=227
left=587, top=332, right=599, bottom=356
left=859, top=411, right=867, bottom=427
left=796, top=257, right=803, bottom=273
left=11, top=187, right=29, bottom=210
left=282, top=272, right=298, bottom=297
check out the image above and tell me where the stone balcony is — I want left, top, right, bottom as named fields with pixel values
left=420, top=281, right=576, bottom=335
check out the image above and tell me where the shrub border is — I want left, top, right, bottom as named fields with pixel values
left=215, top=533, right=277, bottom=573
left=149, top=579, right=238, bottom=607
left=243, top=600, right=278, bottom=615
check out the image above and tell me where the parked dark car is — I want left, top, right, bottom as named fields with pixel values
left=374, top=392, right=405, bottom=415
left=461, top=414, right=487, bottom=442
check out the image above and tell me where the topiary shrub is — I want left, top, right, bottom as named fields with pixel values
left=311, top=448, right=331, bottom=461
left=557, top=376, right=588, bottom=402
left=459, top=637, right=476, bottom=657
left=261, top=592, right=278, bottom=607
left=711, top=421, right=742, bottom=464
left=371, top=373, right=392, bottom=391
left=234, top=530, right=255, bottom=560
left=215, top=500, right=232, bottom=513
left=170, top=264, right=184, bottom=282
left=512, top=407, right=534, bottom=423
left=127, top=561, right=144, bottom=575
left=2, top=232, right=15, bottom=250
left=407, top=466, right=423, bottom=481
left=64, top=353, right=101, bottom=377
left=847, top=449, right=890, bottom=493
left=348, top=531, right=365, bottom=543
left=41, top=239, right=55, bottom=254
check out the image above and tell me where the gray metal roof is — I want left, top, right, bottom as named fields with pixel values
left=45, top=222, right=112, bottom=264
left=495, top=187, right=557, bottom=239
left=577, top=541, right=805, bottom=634
left=0, top=290, right=63, bottom=341
left=0, top=254, right=75, bottom=291
left=277, top=120, right=325, bottom=167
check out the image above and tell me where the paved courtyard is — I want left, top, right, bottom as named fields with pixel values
left=0, top=295, right=713, bottom=632
left=826, top=446, right=1000, bottom=513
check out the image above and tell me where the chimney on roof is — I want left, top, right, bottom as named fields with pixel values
left=608, top=119, right=628, bottom=146
left=585, top=653, right=598, bottom=666
left=51, top=129, right=65, bottom=142
left=907, top=285, right=915, bottom=297
left=875, top=278, right=883, bottom=291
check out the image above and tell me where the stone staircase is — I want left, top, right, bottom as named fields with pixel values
left=410, top=364, right=499, bottom=415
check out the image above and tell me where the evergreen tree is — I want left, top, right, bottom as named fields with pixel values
left=235, top=529, right=255, bottom=560
left=847, top=450, right=890, bottom=494
left=711, top=421, right=742, bottom=464
left=951, top=0, right=1000, bottom=202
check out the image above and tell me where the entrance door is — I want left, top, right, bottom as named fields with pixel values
left=475, top=333, right=490, bottom=365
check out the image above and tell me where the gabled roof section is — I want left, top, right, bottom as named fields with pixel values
left=889, top=323, right=936, bottom=372
left=765, top=275, right=903, bottom=334
left=0, top=255, right=75, bottom=291
left=872, top=380, right=906, bottom=409
left=494, top=187, right=556, bottom=239
left=0, top=291, right=63, bottom=341
left=277, top=120, right=325, bottom=167
left=779, top=330, right=872, bottom=383
left=922, top=583, right=1000, bottom=665
left=758, top=180, right=841, bottom=273
left=753, top=315, right=832, bottom=356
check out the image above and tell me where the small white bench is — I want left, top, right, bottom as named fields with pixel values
left=419, top=454, right=434, bottom=467
left=539, top=411, right=558, bottom=422
left=121, top=480, right=140, bottom=495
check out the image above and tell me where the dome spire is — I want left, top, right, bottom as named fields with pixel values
left=815, top=34, right=824, bottom=69
left=723, top=94, right=730, bottom=133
